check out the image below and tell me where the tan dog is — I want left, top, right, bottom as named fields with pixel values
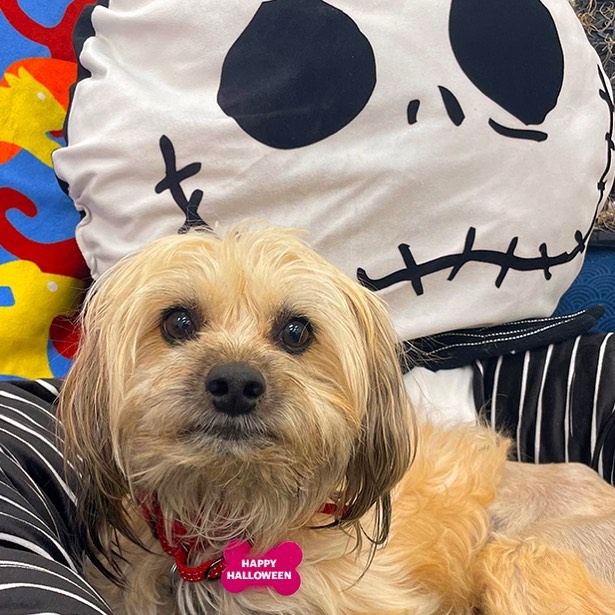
left=59, top=227, right=615, bottom=615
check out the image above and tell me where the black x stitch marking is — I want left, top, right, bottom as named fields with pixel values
left=597, top=65, right=615, bottom=212
left=155, top=135, right=211, bottom=234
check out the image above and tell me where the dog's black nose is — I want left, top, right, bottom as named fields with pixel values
left=205, top=362, right=266, bottom=416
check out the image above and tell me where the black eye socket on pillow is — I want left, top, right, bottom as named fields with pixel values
left=217, top=0, right=377, bottom=149
left=448, top=0, right=564, bottom=127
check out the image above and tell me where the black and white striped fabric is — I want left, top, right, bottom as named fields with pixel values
left=474, top=332, right=615, bottom=484
left=0, top=379, right=111, bottom=615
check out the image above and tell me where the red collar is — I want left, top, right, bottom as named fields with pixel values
left=141, top=497, right=342, bottom=583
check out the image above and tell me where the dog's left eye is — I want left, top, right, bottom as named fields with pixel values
left=277, top=317, right=314, bottom=353
left=161, top=308, right=198, bottom=342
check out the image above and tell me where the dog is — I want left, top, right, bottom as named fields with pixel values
left=59, top=226, right=615, bottom=615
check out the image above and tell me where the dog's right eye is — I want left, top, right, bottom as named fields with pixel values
left=161, top=308, right=198, bottom=342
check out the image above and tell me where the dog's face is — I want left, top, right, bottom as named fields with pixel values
left=59, top=227, right=412, bottom=568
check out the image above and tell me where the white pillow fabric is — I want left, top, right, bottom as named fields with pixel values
left=53, top=0, right=615, bottom=343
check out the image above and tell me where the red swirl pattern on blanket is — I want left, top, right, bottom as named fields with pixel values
left=0, top=0, right=93, bottom=61
left=0, top=189, right=87, bottom=279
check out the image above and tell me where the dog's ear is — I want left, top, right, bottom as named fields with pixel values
left=338, top=282, right=414, bottom=544
left=58, top=274, right=140, bottom=584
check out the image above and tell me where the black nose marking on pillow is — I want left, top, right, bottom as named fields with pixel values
left=217, top=0, right=376, bottom=149
left=407, top=100, right=420, bottom=125
left=438, top=86, right=465, bottom=126
left=155, top=135, right=211, bottom=234
left=449, top=0, right=564, bottom=126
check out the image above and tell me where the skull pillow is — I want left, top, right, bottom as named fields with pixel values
left=53, top=0, right=615, bottom=343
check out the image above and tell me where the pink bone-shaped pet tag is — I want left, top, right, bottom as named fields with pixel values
left=221, top=540, right=303, bottom=596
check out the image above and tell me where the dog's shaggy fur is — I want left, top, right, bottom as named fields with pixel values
left=59, top=227, right=615, bottom=615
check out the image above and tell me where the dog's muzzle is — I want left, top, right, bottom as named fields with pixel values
left=205, top=362, right=266, bottom=417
